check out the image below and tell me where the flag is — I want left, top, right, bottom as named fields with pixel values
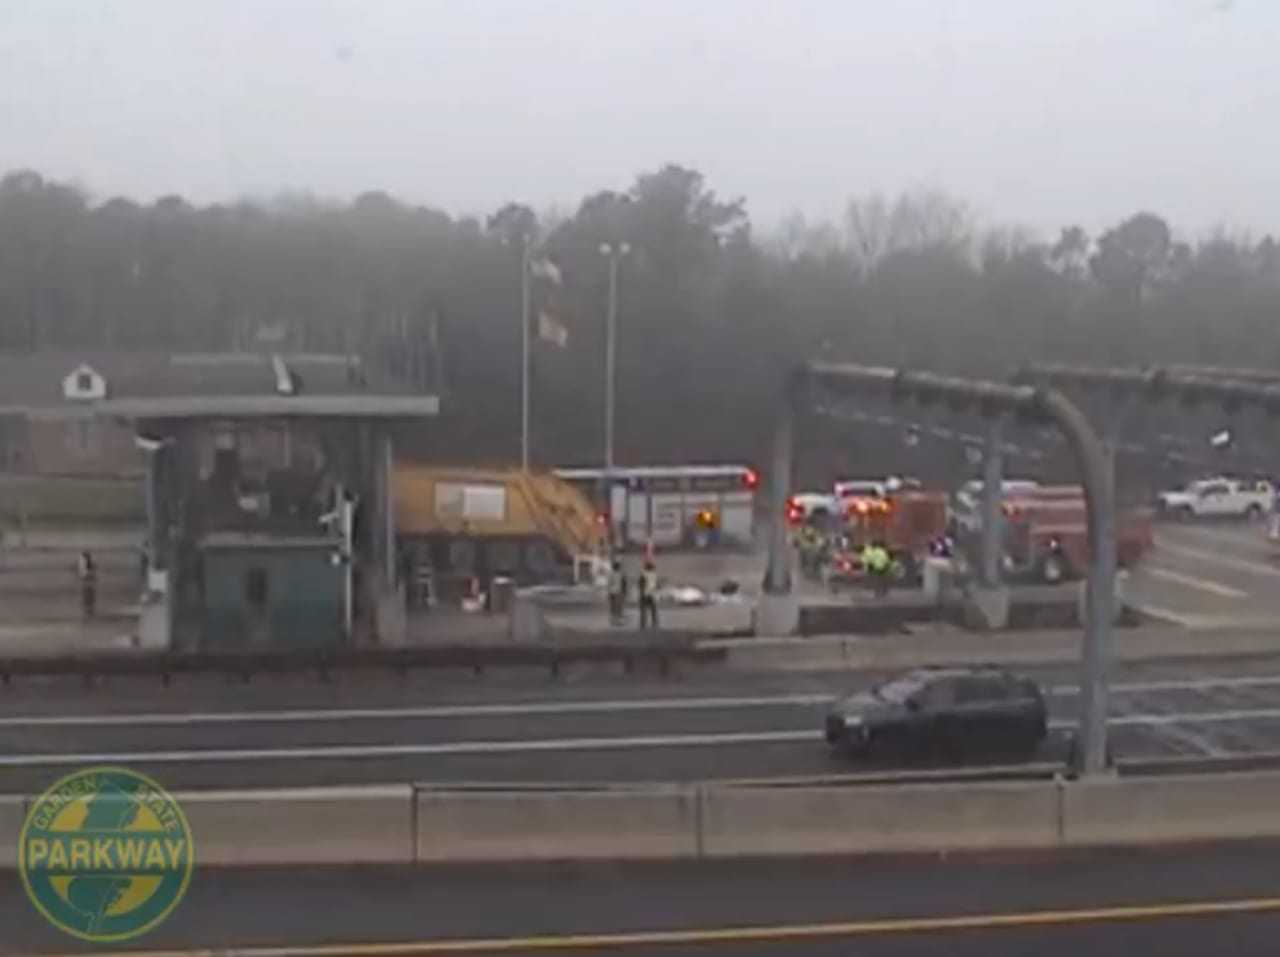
left=528, top=257, right=563, bottom=285
left=537, top=309, right=569, bottom=348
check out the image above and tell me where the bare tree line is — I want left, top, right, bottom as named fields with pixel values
left=2, top=166, right=1279, bottom=474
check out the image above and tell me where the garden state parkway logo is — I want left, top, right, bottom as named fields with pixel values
left=19, top=766, right=194, bottom=942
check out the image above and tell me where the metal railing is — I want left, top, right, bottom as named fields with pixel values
left=0, top=638, right=724, bottom=686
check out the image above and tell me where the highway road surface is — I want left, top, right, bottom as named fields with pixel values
left=6, top=655, right=1280, bottom=789
left=1129, top=520, right=1280, bottom=628
left=7, top=842, right=1280, bottom=954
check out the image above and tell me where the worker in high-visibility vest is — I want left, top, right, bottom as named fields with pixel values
left=860, top=541, right=892, bottom=597
left=638, top=561, right=660, bottom=630
left=797, top=525, right=825, bottom=578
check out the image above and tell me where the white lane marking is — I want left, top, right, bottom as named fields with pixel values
left=1161, top=523, right=1272, bottom=550
left=1107, top=707, right=1280, bottom=727
left=0, top=730, right=819, bottom=766
left=6, top=674, right=1280, bottom=728
left=1143, top=565, right=1248, bottom=599
left=0, top=694, right=836, bottom=729
left=1121, top=602, right=1218, bottom=628
left=1156, top=541, right=1280, bottom=578
left=1111, top=686, right=1229, bottom=757
left=8, top=707, right=1280, bottom=765
left=1049, top=674, right=1280, bottom=696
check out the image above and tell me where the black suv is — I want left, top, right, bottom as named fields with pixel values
left=824, top=666, right=1048, bottom=761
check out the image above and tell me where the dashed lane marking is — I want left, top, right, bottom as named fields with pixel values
left=1144, top=565, right=1248, bottom=599
left=7, top=674, right=1280, bottom=728
left=7, top=706, right=1280, bottom=764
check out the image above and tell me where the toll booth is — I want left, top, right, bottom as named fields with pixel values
left=96, top=356, right=438, bottom=650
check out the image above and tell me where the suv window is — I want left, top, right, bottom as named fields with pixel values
left=917, top=677, right=957, bottom=710
left=955, top=675, right=1012, bottom=704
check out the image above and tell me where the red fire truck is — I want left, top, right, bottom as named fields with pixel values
left=1001, top=492, right=1154, bottom=584
left=828, top=489, right=950, bottom=585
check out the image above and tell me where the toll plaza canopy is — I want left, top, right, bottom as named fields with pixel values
left=0, top=350, right=439, bottom=649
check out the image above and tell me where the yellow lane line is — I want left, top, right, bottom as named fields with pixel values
left=54, top=895, right=1280, bottom=956
left=1145, top=565, right=1248, bottom=599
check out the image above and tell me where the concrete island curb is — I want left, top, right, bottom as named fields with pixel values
left=704, top=626, right=1280, bottom=672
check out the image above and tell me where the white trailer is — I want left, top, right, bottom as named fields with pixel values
left=555, top=465, right=759, bottom=551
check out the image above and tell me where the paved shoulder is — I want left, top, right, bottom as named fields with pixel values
left=7, top=843, right=1280, bottom=954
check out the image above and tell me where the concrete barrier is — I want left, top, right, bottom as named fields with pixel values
left=0, top=795, right=27, bottom=865
left=700, top=780, right=1061, bottom=857
left=178, top=785, right=415, bottom=865
left=415, top=786, right=699, bottom=862
left=716, top=626, right=1280, bottom=672
left=1062, top=771, right=1280, bottom=846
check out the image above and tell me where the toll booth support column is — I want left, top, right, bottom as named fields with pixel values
left=138, top=433, right=173, bottom=650
left=142, top=440, right=168, bottom=575
left=978, top=417, right=1004, bottom=588
left=964, top=416, right=1011, bottom=631
left=758, top=391, right=799, bottom=636
left=374, top=429, right=407, bottom=646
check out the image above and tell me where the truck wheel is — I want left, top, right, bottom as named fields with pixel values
left=1246, top=503, right=1264, bottom=522
left=1175, top=505, right=1195, bottom=522
left=1041, top=553, right=1068, bottom=584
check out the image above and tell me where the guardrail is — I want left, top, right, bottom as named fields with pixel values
left=0, top=639, right=724, bottom=686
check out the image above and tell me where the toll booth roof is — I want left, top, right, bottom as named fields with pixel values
left=199, top=531, right=339, bottom=550
left=0, top=350, right=438, bottom=420
left=103, top=394, right=439, bottom=420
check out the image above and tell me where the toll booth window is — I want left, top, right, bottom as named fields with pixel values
left=244, top=567, right=268, bottom=612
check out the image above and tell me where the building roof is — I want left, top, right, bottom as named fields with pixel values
left=103, top=394, right=439, bottom=419
left=0, top=351, right=438, bottom=420
left=199, top=531, right=340, bottom=550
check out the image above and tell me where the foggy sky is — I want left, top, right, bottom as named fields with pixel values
left=1, top=0, right=1275, bottom=238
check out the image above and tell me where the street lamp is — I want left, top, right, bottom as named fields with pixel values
left=599, top=241, right=630, bottom=551
left=599, top=241, right=630, bottom=474
left=500, top=232, right=535, bottom=470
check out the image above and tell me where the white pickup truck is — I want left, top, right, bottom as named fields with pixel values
left=1156, top=477, right=1273, bottom=520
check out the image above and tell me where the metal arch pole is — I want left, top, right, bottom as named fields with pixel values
left=520, top=239, right=531, bottom=471
left=763, top=374, right=801, bottom=597
left=605, top=253, right=618, bottom=476
left=604, top=252, right=619, bottom=554
left=1036, top=387, right=1116, bottom=776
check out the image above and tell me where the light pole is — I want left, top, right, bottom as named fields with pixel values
left=599, top=242, right=630, bottom=474
left=599, top=241, right=630, bottom=549
left=519, top=234, right=532, bottom=471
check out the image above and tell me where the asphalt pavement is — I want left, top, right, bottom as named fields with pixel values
left=7, top=842, right=1280, bottom=954
left=1129, top=520, right=1280, bottom=628
left=5, top=655, right=1280, bottom=789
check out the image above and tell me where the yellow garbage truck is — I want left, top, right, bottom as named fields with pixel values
left=393, top=466, right=608, bottom=606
